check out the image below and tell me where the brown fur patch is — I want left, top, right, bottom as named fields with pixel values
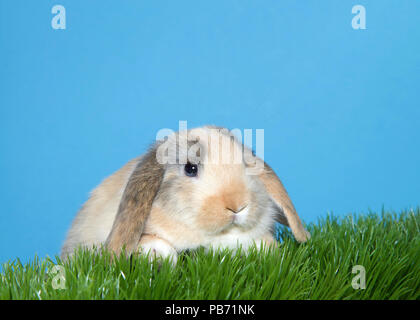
left=198, top=195, right=233, bottom=233
left=220, top=180, right=248, bottom=213
left=197, top=179, right=248, bottom=233
left=259, top=162, right=310, bottom=243
left=105, top=145, right=165, bottom=255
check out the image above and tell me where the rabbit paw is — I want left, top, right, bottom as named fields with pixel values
left=138, top=235, right=178, bottom=265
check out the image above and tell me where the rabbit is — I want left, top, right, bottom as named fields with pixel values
left=60, top=125, right=310, bottom=263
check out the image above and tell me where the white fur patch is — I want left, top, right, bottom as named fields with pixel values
left=139, top=238, right=178, bottom=265
left=232, top=206, right=249, bottom=226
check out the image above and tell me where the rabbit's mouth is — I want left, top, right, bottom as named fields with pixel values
left=212, top=207, right=250, bottom=235
left=231, top=205, right=250, bottom=227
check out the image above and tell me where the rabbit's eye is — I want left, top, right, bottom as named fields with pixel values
left=184, top=162, right=198, bottom=177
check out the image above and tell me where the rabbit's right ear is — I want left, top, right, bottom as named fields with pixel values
left=257, top=162, right=310, bottom=243
left=105, top=145, right=164, bottom=256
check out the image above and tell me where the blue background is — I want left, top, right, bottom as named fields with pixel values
left=0, top=1, right=419, bottom=264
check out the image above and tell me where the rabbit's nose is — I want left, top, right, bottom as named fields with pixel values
left=226, top=204, right=247, bottom=214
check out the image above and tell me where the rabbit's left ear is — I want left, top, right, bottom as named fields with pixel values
left=257, top=162, right=310, bottom=243
left=105, top=146, right=164, bottom=256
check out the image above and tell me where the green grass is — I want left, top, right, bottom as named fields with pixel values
left=1, top=209, right=419, bottom=300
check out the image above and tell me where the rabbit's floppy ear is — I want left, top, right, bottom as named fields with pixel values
left=105, top=145, right=164, bottom=255
left=258, top=162, right=310, bottom=243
